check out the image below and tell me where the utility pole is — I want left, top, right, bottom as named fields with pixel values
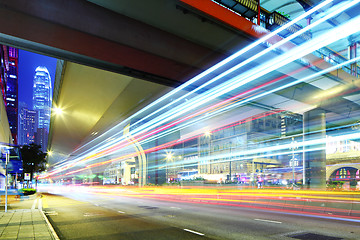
left=290, top=137, right=298, bottom=189
left=229, top=144, right=232, bottom=182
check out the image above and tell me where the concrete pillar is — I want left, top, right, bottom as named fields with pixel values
left=303, top=109, right=326, bottom=189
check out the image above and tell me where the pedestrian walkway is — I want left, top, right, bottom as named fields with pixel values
left=0, top=194, right=58, bottom=240
left=0, top=209, right=56, bottom=239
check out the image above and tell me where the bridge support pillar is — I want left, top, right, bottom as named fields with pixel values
left=303, top=108, right=326, bottom=189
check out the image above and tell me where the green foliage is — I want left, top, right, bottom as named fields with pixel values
left=20, top=144, right=47, bottom=180
left=327, top=181, right=344, bottom=190
left=162, top=181, right=180, bottom=186
left=276, top=11, right=291, bottom=19
left=19, top=188, right=37, bottom=195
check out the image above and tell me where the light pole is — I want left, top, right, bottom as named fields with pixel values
left=229, top=143, right=232, bottom=182
left=165, top=151, right=173, bottom=182
left=5, top=148, right=9, bottom=212
left=290, top=137, right=298, bottom=189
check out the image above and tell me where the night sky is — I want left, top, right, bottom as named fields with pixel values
left=18, top=49, right=57, bottom=109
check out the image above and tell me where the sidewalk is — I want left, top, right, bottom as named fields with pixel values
left=0, top=194, right=58, bottom=239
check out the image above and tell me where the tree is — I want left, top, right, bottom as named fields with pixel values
left=20, top=144, right=47, bottom=180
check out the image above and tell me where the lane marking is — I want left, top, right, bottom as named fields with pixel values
left=170, top=207, right=181, bottom=209
left=184, top=229, right=205, bottom=236
left=118, top=211, right=125, bottom=214
left=38, top=198, right=43, bottom=211
left=254, top=218, right=282, bottom=224
left=44, top=211, right=58, bottom=216
left=31, top=199, right=38, bottom=210
left=42, top=196, right=49, bottom=208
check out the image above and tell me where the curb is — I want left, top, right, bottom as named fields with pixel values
left=40, top=210, right=60, bottom=240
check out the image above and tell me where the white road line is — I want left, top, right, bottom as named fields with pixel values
left=254, top=218, right=282, bottom=224
left=184, top=229, right=205, bottom=236
left=118, top=211, right=125, bottom=214
left=38, top=198, right=43, bottom=211
left=31, top=199, right=38, bottom=210
left=170, top=207, right=181, bottom=209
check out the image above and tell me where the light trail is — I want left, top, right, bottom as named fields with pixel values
left=54, top=0, right=336, bottom=162
left=43, top=1, right=360, bottom=179
left=45, top=123, right=360, bottom=178
left=45, top=185, right=360, bottom=221
left=70, top=0, right=333, bottom=156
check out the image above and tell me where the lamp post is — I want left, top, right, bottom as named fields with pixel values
left=5, top=148, right=9, bottom=212
left=165, top=151, right=173, bottom=182
left=204, top=130, right=211, bottom=175
left=229, top=143, right=232, bottom=182
left=290, top=137, right=298, bottom=189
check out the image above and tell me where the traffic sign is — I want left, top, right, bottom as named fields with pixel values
left=24, top=173, right=31, bottom=180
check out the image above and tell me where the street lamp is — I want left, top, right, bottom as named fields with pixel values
left=52, top=106, right=63, bottom=115
left=165, top=151, right=174, bottom=183
left=166, top=152, right=173, bottom=161
left=47, top=150, right=53, bottom=157
left=204, top=130, right=211, bottom=174
left=204, top=130, right=211, bottom=138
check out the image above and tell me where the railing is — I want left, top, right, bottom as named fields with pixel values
left=214, top=0, right=359, bottom=78
left=314, top=47, right=360, bottom=78
left=268, top=11, right=312, bottom=41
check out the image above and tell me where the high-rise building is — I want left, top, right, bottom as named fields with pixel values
left=0, top=46, right=19, bottom=144
left=18, top=104, right=38, bottom=145
left=6, top=47, right=19, bottom=144
left=35, top=127, right=48, bottom=152
left=33, top=66, right=52, bottom=152
left=33, top=66, right=52, bottom=130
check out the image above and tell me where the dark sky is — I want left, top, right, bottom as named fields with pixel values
left=18, top=49, right=57, bottom=109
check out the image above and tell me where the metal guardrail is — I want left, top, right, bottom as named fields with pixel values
left=314, top=47, right=360, bottom=78
left=268, top=11, right=312, bottom=41
left=214, top=0, right=359, bottom=78
left=234, top=0, right=258, bottom=13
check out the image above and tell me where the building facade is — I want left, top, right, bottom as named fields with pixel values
left=0, top=46, right=19, bottom=144
left=18, top=106, right=38, bottom=145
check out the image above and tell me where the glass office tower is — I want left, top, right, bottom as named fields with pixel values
left=33, top=66, right=52, bottom=130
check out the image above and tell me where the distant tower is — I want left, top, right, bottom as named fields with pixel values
left=33, top=66, right=52, bottom=152
left=33, top=66, right=52, bottom=130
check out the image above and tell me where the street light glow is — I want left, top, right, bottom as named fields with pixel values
left=166, top=152, right=173, bottom=161
left=53, top=106, right=63, bottom=115
left=204, top=130, right=211, bottom=137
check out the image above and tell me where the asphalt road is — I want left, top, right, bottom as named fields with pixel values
left=39, top=187, right=360, bottom=240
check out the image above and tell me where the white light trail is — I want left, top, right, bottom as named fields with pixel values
left=45, top=0, right=360, bottom=178
left=69, top=0, right=333, bottom=154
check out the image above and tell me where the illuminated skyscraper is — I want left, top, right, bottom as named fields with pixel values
left=33, top=66, right=52, bottom=130
left=33, top=66, right=52, bottom=152
left=0, top=46, right=19, bottom=144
